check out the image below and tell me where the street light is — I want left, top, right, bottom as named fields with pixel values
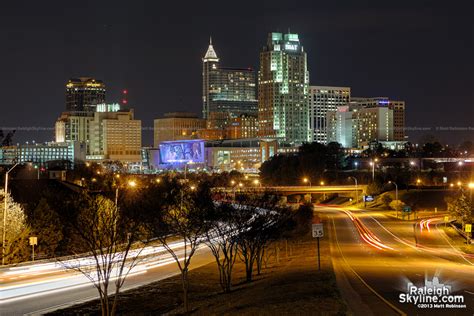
left=3, top=162, right=20, bottom=265
left=349, top=177, right=358, bottom=205
left=370, top=158, right=378, bottom=181
left=253, top=179, right=261, bottom=187
left=320, top=181, right=325, bottom=186
left=388, top=181, right=399, bottom=218
left=303, top=177, right=311, bottom=187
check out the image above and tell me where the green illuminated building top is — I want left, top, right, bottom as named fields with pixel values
left=258, top=32, right=310, bottom=145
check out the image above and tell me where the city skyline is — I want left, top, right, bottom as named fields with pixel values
left=0, top=0, right=472, bottom=146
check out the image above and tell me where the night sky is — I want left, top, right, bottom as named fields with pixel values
left=1, top=0, right=472, bottom=146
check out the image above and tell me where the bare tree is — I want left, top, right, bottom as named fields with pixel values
left=205, top=202, right=239, bottom=293
left=233, top=192, right=290, bottom=282
left=149, top=181, right=213, bottom=313
left=60, top=193, right=148, bottom=316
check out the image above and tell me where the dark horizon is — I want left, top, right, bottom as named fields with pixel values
left=0, top=0, right=472, bottom=146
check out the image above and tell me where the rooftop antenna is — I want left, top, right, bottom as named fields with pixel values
left=209, top=36, right=212, bottom=45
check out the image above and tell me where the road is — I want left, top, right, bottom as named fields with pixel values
left=0, top=244, right=214, bottom=315
left=322, top=206, right=474, bottom=316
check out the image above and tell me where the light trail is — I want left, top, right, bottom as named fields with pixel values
left=342, top=210, right=394, bottom=251
left=0, top=241, right=206, bottom=303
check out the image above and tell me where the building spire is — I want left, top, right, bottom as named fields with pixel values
left=203, top=36, right=219, bottom=62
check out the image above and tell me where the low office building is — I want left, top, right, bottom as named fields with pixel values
left=154, top=112, right=206, bottom=147
left=0, top=141, right=86, bottom=168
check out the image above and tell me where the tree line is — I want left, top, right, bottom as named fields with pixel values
left=1, top=175, right=313, bottom=315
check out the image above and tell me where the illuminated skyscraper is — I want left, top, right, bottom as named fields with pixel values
left=258, top=32, right=310, bottom=145
left=202, top=38, right=257, bottom=129
left=309, top=86, right=351, bottom=144
left=66, top=77, right=106, bottom=111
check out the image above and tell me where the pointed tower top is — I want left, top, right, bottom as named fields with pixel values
left=203, top=36, right=219, bottom=62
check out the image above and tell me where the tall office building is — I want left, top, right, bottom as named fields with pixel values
left=308, top=86, right=350, bottom=143
left=66, top=77, right=106, bottom=111
left=351, top=97, right=405, bottom=141
left=202, top=38, right=257, bottom=129
left=258, top=32, right=310, bottom=145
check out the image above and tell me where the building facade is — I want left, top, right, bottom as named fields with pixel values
left=351, top=97, right=405, bottom=141
left=308, top=86, right=350, bottom=144
left=55, top=111, right=94, bottom=154
left=258, top=32, right=310, bottom=145
left=202, top=38, right=257, bottom=129
left=328, top=103, right=394, bottom=148
left=0, top=141, right=86, bottom=168
left=66, top=77, right=106, bottom=111
left=89, top=108, right=142, bottom=162
left=154, top=112, right=206, bottom=147
left=226, top=114, right=259, bottom=139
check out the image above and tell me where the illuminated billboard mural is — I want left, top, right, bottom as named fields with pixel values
left=159, top=140, right=205, bottom=164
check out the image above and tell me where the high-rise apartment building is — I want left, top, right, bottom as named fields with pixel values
left=89, top=107, right=142, bottom=162
left=328, top=103, right=394, bottom=148
left=66, top=77, right=106, bottom=111
left=351, top=97, right=405, bottom=141
left=154, top=112, right=206, bottom=147
left=308, top=86, right=350, bottom=143
left=258, top=32, right=310, bottom=145
left=202, top=38, right=257, bottom=129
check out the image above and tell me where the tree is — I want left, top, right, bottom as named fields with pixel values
left=60, top=193, right=148, bottom=316
left=0, top=129, right=15, bottom=146
left=205, top=203, right=239, bottom=293
left=382, top=194, right=393, bottom=208
left=30, top=198, right=63, bottom=258
left=446, top=190, right=472, bottom=228
left=149, top=181, right=213, bottom=313
left=389, top=200, right=405, bottom=212
left=0, top=189, right=31, bottom=264
left=232, top=192, right=292, bottom=281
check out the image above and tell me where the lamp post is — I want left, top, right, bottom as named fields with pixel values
left=388, top=181, right=398, bottom=218
left=3, top=163, right=20, bottom=265
left=349, top=177, right=358, bottom=205
left=303, top=177, right=311, bottom=187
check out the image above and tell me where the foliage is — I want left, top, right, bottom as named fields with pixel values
left=0, top=189, right=31, bottom=264
left=259, top=142, right=345, bottom=185
left=446, top=190, right=472, bottom=228
left=381, top=194, right=393, bottom=208
left=30, top=198, right=63, bottom=258
left=389, top=200, right=405, bottom=212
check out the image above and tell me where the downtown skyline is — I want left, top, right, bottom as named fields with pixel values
left=0, top=0, right=472, bottom=146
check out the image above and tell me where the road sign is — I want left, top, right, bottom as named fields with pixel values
left=403, top=206, right=412, bottom=212
left=444, top=216, right=449, bottom=223
left=29, top=237, right=37, bottom=246
left=364, top=195, right=374, bottom=202
left=312, top=223, right=324, bottom=238
left=466, top=224, right=472, bottom=233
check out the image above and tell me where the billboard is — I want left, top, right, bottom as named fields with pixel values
left=159, top=140, right=205, bottom=164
